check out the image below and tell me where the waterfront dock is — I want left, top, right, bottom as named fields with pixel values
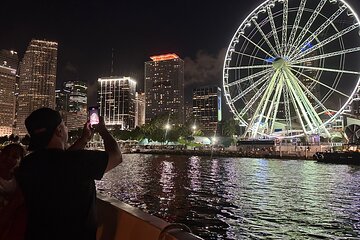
left=125, top=147, right=324, bottom=160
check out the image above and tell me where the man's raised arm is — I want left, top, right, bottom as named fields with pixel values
left=94, top=117, right=122, bottom=172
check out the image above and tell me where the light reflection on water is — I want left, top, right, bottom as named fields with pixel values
left=96, top=154, right=360, bottom=239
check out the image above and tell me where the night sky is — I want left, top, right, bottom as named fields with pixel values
left=1, top=0, right=360, bottom=105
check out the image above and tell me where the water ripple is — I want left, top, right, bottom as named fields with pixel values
left=96, top=154, right=360, bottom=239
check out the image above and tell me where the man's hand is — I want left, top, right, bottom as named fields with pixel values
left=93, top=116, right=122, bottom=172
left=81, top=121, right=94, bottom=142
left=93, top=117, right=107, bottom=136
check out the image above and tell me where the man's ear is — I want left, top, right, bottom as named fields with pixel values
left=54, top=125, right=62, bottom=137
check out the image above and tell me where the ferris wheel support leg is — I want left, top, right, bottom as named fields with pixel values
left=285, top=70, right=321, bottom=131
left=269, top=77, right=284, bottom=134
left=243, top=70, right=280, bottom=138
left=261, top=74, right=283, bottom=134
left=284, top=81, right=308, bottom=135
left=284, top=68, right=331, bottom=138
left=251, top=71, right=281, bottom=138
left=295, top=75, right=332, bottom=118
left=283, top=70, right=315, bottom=132
left=283, top=85, right=292, bottom=135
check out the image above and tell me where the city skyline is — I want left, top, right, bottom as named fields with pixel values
left=0, top=0, right=360, bottom=133
left=4, top=0, right=360, bottom=106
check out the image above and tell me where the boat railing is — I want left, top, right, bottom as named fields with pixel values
left=96, top=193, right=203, bottom=240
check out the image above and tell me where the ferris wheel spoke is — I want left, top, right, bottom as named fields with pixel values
left=288, top=82, right=317, bottom=131
left=283, top=71, right=316, bottom=131
left=296, top=78, right=332, bottom=115
left=285, top=69, right=334, bottom=132
left=290, top=64, right=360, bottom=76
left=283, top=85, right=292, bottom=134
left=292, top=23, right=360, bottom=61
left=266, top=76, right=284, bottom=134
left=281, top=0, right=289, bottom=56
left=252, top=20, right=279, bottom=56
left=241, top=34, right=275, bottom=58
left=269, top=85, right=283, bottom=134
left=286, top=0, right=307, bottom=56
left=285, top=69, right=330, bottom=136
left=290, top=68, right=350, bottom=98
left=290, top=6, right=346, bottom=59
left=250, top=70, right=281, bottom=137
left=230, top=73, right=270, bottom=104
left=292, top=47, right=360, bottom=65
left=232, top=51, right=266, bottom=61
left=289, top=0, right=327, bottom=57
left=239, top=79, right=271, bottom=117
left=267, top=6, right=282, bottom=54
left=225, top=68, right=272, bottom=88
left=284, top=80, right=309, bottom=133
left=287, top=70, right=329, bottom=132
left=225, top=64, right=271, bottom=70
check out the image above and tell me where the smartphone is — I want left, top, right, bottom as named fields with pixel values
left=88, top=106, right=100, bottom=126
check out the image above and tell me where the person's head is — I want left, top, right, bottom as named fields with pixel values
left=25, top=108, right=68, bottom=151
left=0, top=143, right=25, bottom=174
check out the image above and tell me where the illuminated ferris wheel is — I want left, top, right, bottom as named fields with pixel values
left=223, top=0, right=360, bottom=139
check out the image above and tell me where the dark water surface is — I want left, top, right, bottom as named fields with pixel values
left=96, top=154, right=360, bottom=239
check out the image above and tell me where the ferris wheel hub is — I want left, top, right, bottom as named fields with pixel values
left=272, top=58, right=287, bottom=70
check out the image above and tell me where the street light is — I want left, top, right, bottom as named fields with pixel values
left=163, top=123, right=171, bottom=146
left=192, top=125, right=197, bottom=135
left=164, top=123, right=171, bottom=130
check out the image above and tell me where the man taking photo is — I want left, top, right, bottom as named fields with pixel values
left=17, top=107, right=122, bottom=240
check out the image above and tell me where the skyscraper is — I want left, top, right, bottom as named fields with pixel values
left=98, top=76, right=136, bottom=130
left=56, top=81, right=88, bottom=130
left=193, top=85, right=222, bottom=134
left=145, top=53, right=184, bottom=124
left=0, top=50, right=18, bottom=136
left=16, top=39, right=58, bottom=136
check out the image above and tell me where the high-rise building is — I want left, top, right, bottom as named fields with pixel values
left=145, top=53, right=184, bottom=124
left=135, top=92, right=145, bottom=127
left=98, top=76, right=136, bottom=130
left=0, top=50, right=19, bottom=70
left=55, top=89, right=68, bottom=112
left=55, top=81, right=88, bottom=130
left=193, top=85, right=222, bottom=134
left=0, top=50, right=18, bottom=136
left=16, top=39, right=58, bottom=136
